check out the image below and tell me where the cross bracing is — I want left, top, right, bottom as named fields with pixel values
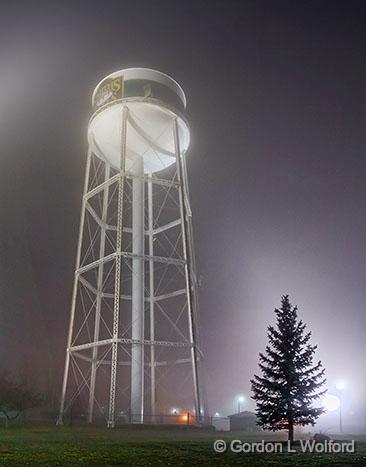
left=58, top=106, right=205, bottom=428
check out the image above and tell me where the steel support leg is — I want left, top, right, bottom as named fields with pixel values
left=107, top=107, right=128, bottom=428
left=148, top=179, right=156, bottom=419
left=181, top=148, right=208, bottom=419
left=130, top=154, right=144, bottom=423
left=88, top=163, right=110, bottom=423
left=173, top=118, right=203, bottom=422
left=57, top=148, right=92, bottom=426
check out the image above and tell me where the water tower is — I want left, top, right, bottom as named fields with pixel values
left=57, top=68, right=205, bottom=427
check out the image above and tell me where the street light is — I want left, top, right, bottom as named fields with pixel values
left=323, top=393, right=343, bottom=433
left=237, top=395, right=245, bottom=414
left=335, top=381, right=347, bottom=433
left=335, top=381, right=346, bottom=391
left=322, top=394, right=340, bottom=412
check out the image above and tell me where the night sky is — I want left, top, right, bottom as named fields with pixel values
left=0, top=1, right=365, bottom=423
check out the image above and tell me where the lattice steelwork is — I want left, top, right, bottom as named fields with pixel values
left=57, top=70, right=205, bottom=427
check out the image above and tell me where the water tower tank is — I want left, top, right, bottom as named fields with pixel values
left=88, top=68, right=190, bottom=173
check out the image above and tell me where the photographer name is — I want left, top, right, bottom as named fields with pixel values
left=216, top=439, right=356, bottom=454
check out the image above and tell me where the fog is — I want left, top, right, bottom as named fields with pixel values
left=0, top=0, right=365, bottom=430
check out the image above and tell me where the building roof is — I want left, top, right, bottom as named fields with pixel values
left=228, top=411, right=256, bottom=419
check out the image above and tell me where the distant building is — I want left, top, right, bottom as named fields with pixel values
left=228, top=411, right=260, bottom=432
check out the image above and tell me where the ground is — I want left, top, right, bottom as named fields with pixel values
left=0, top=424, right=365, bottom=466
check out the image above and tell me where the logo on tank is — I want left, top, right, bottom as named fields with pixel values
left=93, top=76, right=124, bottom=110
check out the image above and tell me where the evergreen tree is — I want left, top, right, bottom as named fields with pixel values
left=251, top=295, right=326, bottom=441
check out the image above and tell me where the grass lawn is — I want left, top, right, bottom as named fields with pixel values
left=0, top=424, right=365, bottom=466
